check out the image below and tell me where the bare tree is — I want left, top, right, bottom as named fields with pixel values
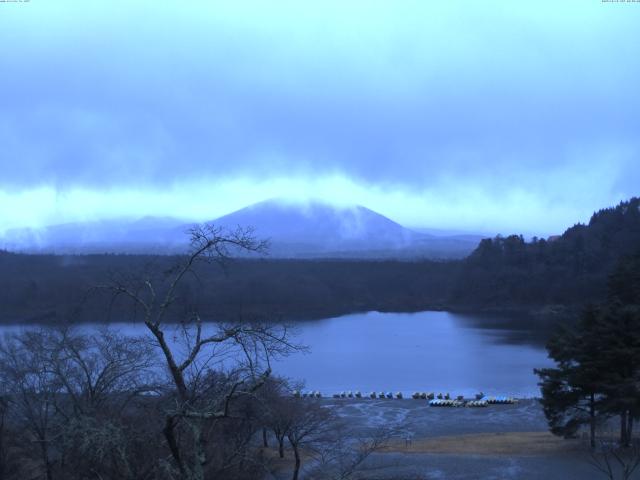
left=50, top=328, right=157, bottom=480
left=257, top=379, right=394, bottom=480
left=104, top=225, right=299, bottom=480
left=0, top=330, right=63, bottom=480
left=44, top=327, right=156, bottom=414
left=588, top=440, right=640, bottom=480
left=0, top=226, right=299, bottom=480
left=285, top=400, right=334, bottom=480
left=0, top=327, right=160, bottom=480
left=259, top=377, right=299, bottom=458
left=0, top=395, right=11, bottom=479
left=310, top=424, right=396, bottom=480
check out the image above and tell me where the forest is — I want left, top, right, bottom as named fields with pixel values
left=1, top=197, right=639, bottom=327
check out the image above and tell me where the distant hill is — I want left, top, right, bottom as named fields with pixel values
left=209, top=199, right=483, bottom=258
left=0, top=217, right=188, bottom=254
left=210, top=199, right=474, bottom=258
left=213, top=199, right=416, bottom=248
left=1, top=199, right=482, bottom=259
left=453, top=197, right=640, bottom=308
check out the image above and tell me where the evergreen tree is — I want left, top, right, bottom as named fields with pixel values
left=535, top=307, right=604, bottom=448
left=608, top=251, right=640, bottom=306
left=536, top=252, right=640, bottom=447
left=592, top=305, right=640, bottom=447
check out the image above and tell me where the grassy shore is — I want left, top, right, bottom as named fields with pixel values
left=383, top=431, right=584, bottom=456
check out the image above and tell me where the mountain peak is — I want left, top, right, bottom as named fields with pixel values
left=213, top=199, right=414, bottom=247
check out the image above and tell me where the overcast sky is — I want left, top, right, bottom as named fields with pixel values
left=0, top=1, right=638, bottom=236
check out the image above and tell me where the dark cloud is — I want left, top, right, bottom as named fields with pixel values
left=0, top=1, right=638, bottom=232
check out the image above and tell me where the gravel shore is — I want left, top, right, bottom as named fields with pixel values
left=309, top=398, right=626, bottom=479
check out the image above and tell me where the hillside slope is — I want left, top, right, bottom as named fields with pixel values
left=453, top=197, right=640, bottom=308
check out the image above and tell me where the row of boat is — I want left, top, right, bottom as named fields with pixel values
left=429, top=397, right=517, bottom=407
left=292, top=390, right=517, bottom=405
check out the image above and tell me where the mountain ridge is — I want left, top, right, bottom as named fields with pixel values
left=0, top=199, right=482, bottom=258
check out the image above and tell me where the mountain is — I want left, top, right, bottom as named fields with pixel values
left=0, top=217, right=188, bottom=254
left=211, top=199, right=415, bottom=253
left=211, top=199, right=481, bottom=258
left=0, top=199, right=482, bottom=258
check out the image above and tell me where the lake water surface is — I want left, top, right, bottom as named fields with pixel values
left=276, top=311, right=552, bottom=397
left=0, top=311, right=552, bottom=398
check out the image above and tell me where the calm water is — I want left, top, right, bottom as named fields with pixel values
left=0, top=311, right=552, bottom=398
left=277, top=311, right=552, bottom=397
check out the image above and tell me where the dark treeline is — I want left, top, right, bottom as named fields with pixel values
left=453, top=197, right=640, bottom=308
left=0, top=254, right=458, bottom=324
left=1, top=197, right=639, bottom=325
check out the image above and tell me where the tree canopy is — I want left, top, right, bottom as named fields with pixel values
left=536, top=249, right=640, bottom=448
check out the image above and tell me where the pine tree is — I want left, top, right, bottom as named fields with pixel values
left=535, top=307, right=604, bottom=448
left=536, top=252, right=640, bottom=447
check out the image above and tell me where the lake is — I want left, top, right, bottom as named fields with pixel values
left=0, top=310, right=552, bottom=398
left=276, top=311, right=552, bottom=398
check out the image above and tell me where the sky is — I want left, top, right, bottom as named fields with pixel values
left=0, top=0, right=639, bottom=236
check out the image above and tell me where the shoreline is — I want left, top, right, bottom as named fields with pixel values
left=0, top=304, right=577, bottom=326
